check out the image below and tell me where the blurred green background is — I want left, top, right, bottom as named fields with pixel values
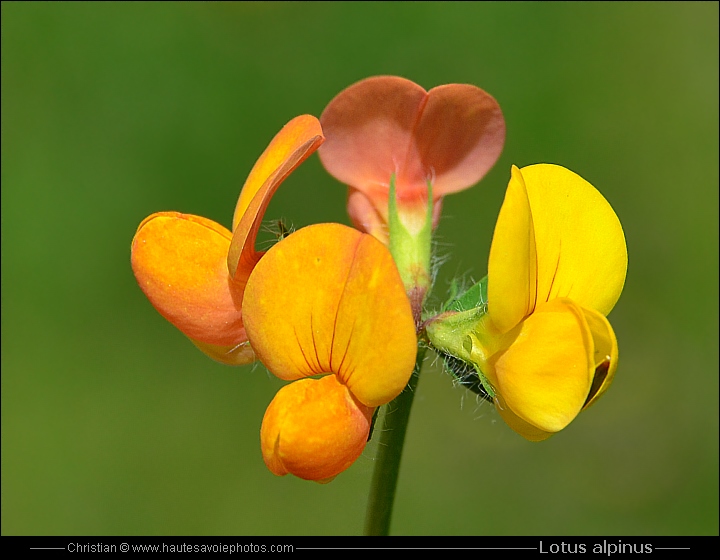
left=2, top=2, right=718, bottom=536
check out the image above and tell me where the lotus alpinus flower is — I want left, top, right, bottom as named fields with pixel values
left=132, top=115, right=416, bottom=481
left=428, top=164, right=627, bottom=441
left=318, top=75, right=506, bottom=245
left=131, top=115, right=324, bottom=365
left=131, top=75, right=628, bottom=533
left=243, top=222, right=416, bottom=481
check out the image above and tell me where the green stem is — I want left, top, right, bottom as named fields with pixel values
left=364, top=346, right=426, bottom=536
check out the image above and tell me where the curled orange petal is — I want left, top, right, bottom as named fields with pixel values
left=243, top=223, right=417, bottom=407
left=227, top=115, right=324, bottom=284
left=131, top=212, right=245, bottom=347
left=261, top=375, right=374, bottom=482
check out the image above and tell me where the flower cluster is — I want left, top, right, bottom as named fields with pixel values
left=131, top=115, right=416, bottom=482
left=131, top=76, right=626, bottom=482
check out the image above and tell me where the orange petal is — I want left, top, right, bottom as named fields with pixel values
left=131, top=212, right=246, bottom=347
left=243, top=223, right=417, bottom=407
left=319, top=76, right=505, bottom=203
left=190, top=339, right=256, bottom=366
left=487, top=298, right=594, bottom=433
left=227, top=115, right=324, bottom=284
left=261, top=375, right=374, bottom=482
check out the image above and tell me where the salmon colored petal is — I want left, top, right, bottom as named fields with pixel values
left=493, top=393, right=553, bottom=442
left=131, top=212, right=246, bottom=347
left=319, top=76, right=504, bottom=201
left=227, top=115, right=324, bottom=283
left=261, top=375, right=374, bottom=482
left=487, top=299, right=594, bottom=433
left=319, top=76, right=428, bottom=198
left=347, top=188, right=389, bottom=242
left=487, top=166, right=538, bottom=334
left=405, top=83, right=505, bottom=196
left=520, top=164, right=628, bottom=316
left=243, top=223, right=417, bottom=407
left=581, top=307, right=619, bottom=410
left=347, top=186, right=444, bottom=243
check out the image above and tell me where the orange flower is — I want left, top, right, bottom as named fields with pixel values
left=131, top=115, right=324, bottom=365
left=242, top=223, right=417, bottom=482
left=318, top=76, right=505, bottom=243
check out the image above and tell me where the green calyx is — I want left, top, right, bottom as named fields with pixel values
left=426, top=277, right=497, bottom=399
left=387, top=174, right=433, bottom=325
left=443, top=275, right=488, bottom=313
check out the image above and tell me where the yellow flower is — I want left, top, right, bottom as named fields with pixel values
left=130, top=115, right=324, bottom=364
left=480, top=164, right=627, bottom=440
left=428, top=164, right=627, bottom=441
left=243, top=223, right=417, bottom=481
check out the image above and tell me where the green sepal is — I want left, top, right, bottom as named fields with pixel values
left=387, top=175, right=432, bottom=296
left=443, top=276, right=488, bottom=312
left=428, top=279, right=498, bottom=399
left=442, top=353, right=494, bottom=402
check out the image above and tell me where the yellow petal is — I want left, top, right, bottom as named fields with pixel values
left=493, top=393, right=553, bottom=442
left=130, top=212, right=247, bottom=347
left=487, top=298, right=594, bottom=433
left=519, top=164, right=628, bottom=316
left=227, top=115, right=324, bottom=283
left=487, top=165, right=538, bottom=334
left=261, top=375, right=375, bottom=482
left=580, top=306, right=619, bottom=410
left=243, top=223, right=417, bottom=407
